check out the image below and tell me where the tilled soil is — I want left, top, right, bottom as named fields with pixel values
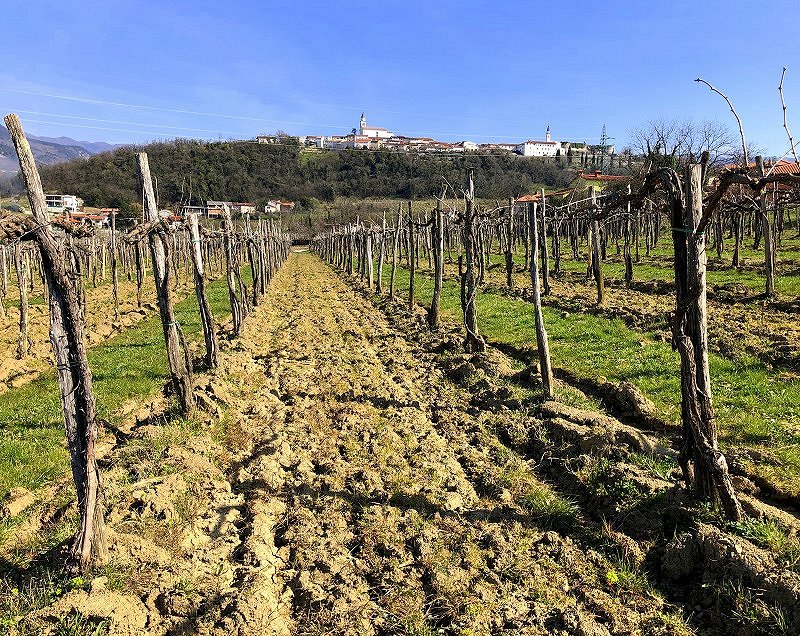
left=0, top=275, right=196, bottom=391
left=208, top=252, right=686, bottom=635
left=19, top=252, right=799, bottom=635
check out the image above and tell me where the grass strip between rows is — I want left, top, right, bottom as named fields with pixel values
left=0, top=275, right=239, bottom=497
left=367, top=259, right=800, bottom=497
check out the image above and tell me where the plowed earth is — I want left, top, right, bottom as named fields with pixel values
left=16, top=252, right=800, bottom=635
left=0, top=274, right=197, bottom=391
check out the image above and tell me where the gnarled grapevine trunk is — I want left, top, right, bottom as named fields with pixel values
left=462, top=171, right=486, bottom=353
left=672, top=163, right=741, bottom=521
left=137, top=152, right=194, bottom=416
left=188, top=213, right=218, bottom=369
left=5, top=113, right=106, bottom=570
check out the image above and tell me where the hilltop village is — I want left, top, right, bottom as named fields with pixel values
left=256, top=113, right=614, bottom=160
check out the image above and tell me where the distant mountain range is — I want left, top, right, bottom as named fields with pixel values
left=0, top=126, right=122, bottom=179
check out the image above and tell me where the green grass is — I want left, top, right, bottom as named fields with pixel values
left=729, top=518, right=800, bottom=572
left=0, top=275, right=238, bottom=498
left=477, top=234, right=800, bottom=296
left=371, top=259, right=800, bottom=496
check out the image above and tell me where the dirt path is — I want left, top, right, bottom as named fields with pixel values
left=199, top=252, right=688, bottom=635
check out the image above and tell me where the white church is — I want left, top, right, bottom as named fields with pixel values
left=357, top=113, right=394, bottom=139
left=514, top=126, right=562, bottom=157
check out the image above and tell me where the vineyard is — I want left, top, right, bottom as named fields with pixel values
left=0, top=109, right=799, bottom=636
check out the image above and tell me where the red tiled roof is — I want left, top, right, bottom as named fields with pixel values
left=577, top=170, right=629, bottom=182
left=516, top=188, right=573, bottom=203
left=722, top=160, right=800, bottom=174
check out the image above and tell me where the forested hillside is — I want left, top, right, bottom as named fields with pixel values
left=39, top=139, right=575, bottom=210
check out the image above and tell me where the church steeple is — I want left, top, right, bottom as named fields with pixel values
left=359, top=112, right=367, bottom=132
left=546, top=125, right=551, bottom=143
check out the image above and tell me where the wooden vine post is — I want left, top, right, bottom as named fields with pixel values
left=14, top=243, right=29, bottom=358
left=137, top=152, right=194, bottom=416
left=408, top=202, right=416, bottom=308
left=757, top=157, right=776, bottom=296
left=505, top=197, right=515, bottom=288
left=4, top=113, right=106, bottom=570
left=429, top=190, right=445, bottom=329
left=110, top=209, right=120, bottom=320
left=590, top=188, right=605, bottom=305
left=223, top=205, right=245, bottom=335
left=528, top=201, right=554, bottom=398
left=540, top=188, right=551, bottom=295
left=390, top=205, right=401, bottom=299
left=188, top=213, right=219, bottom=369
left=376, top=212, right=386, bottom=294
left=462, top=170, right=486, bottom=352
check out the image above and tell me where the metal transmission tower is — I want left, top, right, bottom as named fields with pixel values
left=599, top=124, right=614, bottom=173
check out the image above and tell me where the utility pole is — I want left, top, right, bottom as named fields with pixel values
left=599, top=124, right=614, bottom=174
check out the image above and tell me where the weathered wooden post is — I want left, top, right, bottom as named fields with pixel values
left=462, top=170, right=486, bottom=352
left=137, top=152, right=193, bottom=416
left=624, top=185, right=634, bottom=287
left=223, top=205, right=245, bottom=335
left=590, top=188, right=605, bottom=305
left=188, top=213, right=218, bottom=369
left=529, top=202, right=554, bottom=398
left=390, top=206, right=401, bottom=299
left=408, top=202, right=416, bottom=308
left=757, top=157, right=776, bottom=296
left=5, top=113, right=106, bottom=570
left=429, top=191, right=445, bottom=329
left=14, top=244, right=29, bottom=358
left=505, top=197, right=515, bottom=288
left=540, top=189, right=551, bottom=295
left=366, top=229, right=374, bottom=291
left=110, top=210, right=120, bottom=320
left=376, top=212, right=386, bottom=294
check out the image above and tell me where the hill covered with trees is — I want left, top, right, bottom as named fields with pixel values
left=39, top=139, right=576, bottom=212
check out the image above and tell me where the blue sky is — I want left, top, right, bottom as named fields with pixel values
left=2, top=0, right=799, bottom=153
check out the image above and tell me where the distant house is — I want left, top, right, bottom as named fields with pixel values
left=479, top=143, right=516, bottom=153
left=45, top=194, right=83, bottom=215
left=69, top=211, right=109, bottom=228
left=180, top=204, right=206, bottom=217
left=157, top=209, right=183, bottom=227
left=206, top=200, right=229, bottom=219
left=265, top=200, right=294, bottom=215
left=515, top=188, right=574, bottom=205
left=231, top=203, right=256, bottom=217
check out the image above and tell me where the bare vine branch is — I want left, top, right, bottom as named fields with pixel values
left=779, top=66, right=798, bottom=162
left=695, top=78, right=748, bottom=167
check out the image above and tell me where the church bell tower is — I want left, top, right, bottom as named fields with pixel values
left=359, top=113, right=367, bottom=133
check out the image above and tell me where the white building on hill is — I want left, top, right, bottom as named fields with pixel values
left=515, top=126, right=562, bottom=157
left=358, top=113, right=394, bottom=139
